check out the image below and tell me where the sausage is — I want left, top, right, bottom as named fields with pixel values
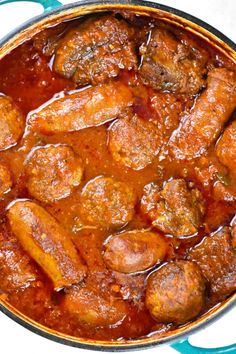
left=29, top=81, right=133, bottom=134
left=216, top=120, right=236, bottom=176
left=7, top=200, right=87, bottom=290
left=145, top=260, right=206, bottom=324
left=168, top=68, right=236, bottom=160
left=25, top=145, right=83, bottom=204
left=108, top=114, right=162, bottom=170
left=0, top=163, right=12, bottom=196
left=139, top=27, right=208, bottom=94
left=188, top=227, right=236, bottom=302
left=0, top=95, right=24, bottom=151
left=103, top=230, right=168, bottom=273
left=0, top=231, right=36, bottom=293
left=63, top=284, right=128, bottom=327
left=141, top=179, right=205, bottom=237
left=78, top=176, right=136, bottom=229
left=53, top=15, right=137, bottom=85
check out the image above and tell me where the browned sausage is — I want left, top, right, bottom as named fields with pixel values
left=216, top=120, right=236, bottom=176
left=29, top=81, right=133, bottom=134
left=7, top=200, right=87, bottom=290
left=168, top=68, right=236, bottom=160
left=103, top=230, right=168, bottom=273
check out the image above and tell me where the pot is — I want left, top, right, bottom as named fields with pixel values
left=0, top=1, right=235, bottom=352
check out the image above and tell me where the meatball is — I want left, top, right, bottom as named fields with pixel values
left=25, top=144, right=83, bottom=204
left=0, top=95, right=24, bottom=151
left=188, top=227, right=236, bottom=302
left=29, top=81, right=133, bottom=135
left=78, top=176, right=136, bottom=229
left=139, top=27, right=208, bottom=94
left=145, top=260, right=206, bottom=324
left=54, top=15, right=137, bottom=85
left=0, top=163, right=12, bottom=196
left=7, top=200, right=87, bottom=290
left=108, top=114, right=162, bottom=170
left=0, top=231, right=36, bottom=293
left=63, top=284, right=128, bottom=327
left=103, top=230, right=168, bottom=273
left=168, top=68, right=236, bottom=160
left=141, top=179, right=205, bottom=237
left=216, top=120, right=236, bottom=177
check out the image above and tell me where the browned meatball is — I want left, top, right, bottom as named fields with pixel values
left=188, top=227, right=236, bottom=302
left=0, top=95, right=24, bottom=151
left=25, top=145, right=83, bottom=204
left=63, top=284, right=128, bottom=327
left=139, top=27, right=208, bottom=94
left=0, top=163, right=12, bottom=196
left=145, top=260, right=206, bottom=324
left=168, top=69, right=236, bottom=160
left=141, top=179, right=205, bottom=237
left=54, top=15, right=137, bottom=85
left=78, top=176, right=136, bottom=229
left=108, top=114, right=162, bottom=170
left=29, top=81, right=133, bottom=135
left=103, top=230, right=168, bottom=273
left=216, top=120, right=236, bottom=177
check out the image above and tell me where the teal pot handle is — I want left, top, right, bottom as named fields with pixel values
left=0, top=0, right=62, bottom=12
left=171, top=338, right=236, bottom=353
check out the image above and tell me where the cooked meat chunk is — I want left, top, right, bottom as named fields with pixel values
left=103, top=230, right=168, bottom=273
left=7, top=200, right=87, bottom=290
left=0, top=231, right=36, bottom=293
left=63, top=284, right=128, bottom=327
left=29, top=81, right=133, bottom=134
left=232, top=221, right=236, bottom=248
left=78, top=177, right=136, bottom=229
left=141, top=179, right=205, bottom=237
left=188, top=227, right=236, bottom=302
left=168, top=68, right=236, bottom=160
left=193, top=156, right=236, bottom=203
left=25, top=145, right=83, bottom=204
left=139, top=27, right=207, bottom=94
left=0, top=163, right=12, bottom=196
left=53, top=15, right=137, bottom=85
left=216, top=120, right=236, bottom=176
left=0, top=95, right=24, bottom=150
left=33, top=23, right=69, bottom=56
left=145, top=260, right=206, bottom=324
left=108, top=114, right=162, bottom=170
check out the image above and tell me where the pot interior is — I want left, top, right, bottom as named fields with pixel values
left=0, top=1, right=235, bottom=350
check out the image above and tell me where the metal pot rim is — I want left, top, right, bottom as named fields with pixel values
left=0, top=0, right=235, bottom=350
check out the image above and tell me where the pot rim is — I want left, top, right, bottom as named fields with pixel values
left=0, top=0, right=235, bottom=351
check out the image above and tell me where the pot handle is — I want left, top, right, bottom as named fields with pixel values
left=171, top=338, right=236, bottom=353
left=0, top=0, right=62, bottom=12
